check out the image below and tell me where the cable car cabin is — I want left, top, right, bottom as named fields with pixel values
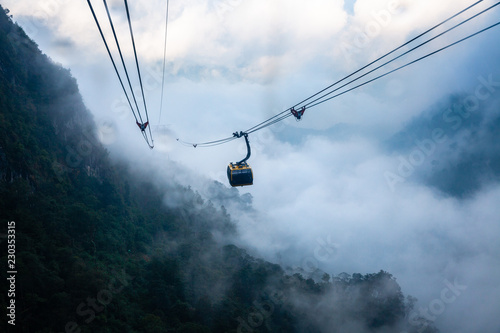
left=227, top=162, right=253, bottom=187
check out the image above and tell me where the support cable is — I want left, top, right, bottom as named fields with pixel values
left=124, top=0, right=154, bottom=148
left=102, top=0, right=144, bottom=124
left=158, top=0, right=170, bottom=124
left=86, top=0, right=139, bottom=123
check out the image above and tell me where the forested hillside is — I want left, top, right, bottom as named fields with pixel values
left=0, top=6, right=438, bottom=333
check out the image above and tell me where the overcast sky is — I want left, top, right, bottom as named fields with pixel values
left=3, top=0, right=500, bottom=332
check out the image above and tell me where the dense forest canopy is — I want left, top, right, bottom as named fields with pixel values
left=0, top=5, right=438, bottom=332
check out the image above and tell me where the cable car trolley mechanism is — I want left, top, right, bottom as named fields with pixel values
left=227, top=132, right=253, bottom=187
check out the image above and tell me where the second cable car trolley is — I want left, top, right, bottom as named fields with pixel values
left=227, top=132, right=253, bottom=187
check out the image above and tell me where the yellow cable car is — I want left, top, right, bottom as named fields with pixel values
left=227, top=162, right=253, bottom=187
left=227, top=132, right=253, bottom=187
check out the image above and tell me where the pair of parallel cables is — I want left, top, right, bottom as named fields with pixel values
left=87, top=0, right=170, bottom=149
left=179, top=0, right=500, bottom=148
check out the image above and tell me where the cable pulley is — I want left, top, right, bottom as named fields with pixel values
left=291, top=107, right=306, bottom=121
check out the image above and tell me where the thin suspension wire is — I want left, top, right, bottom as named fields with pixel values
left=304, top=1, right=500, bottom=109
left=308, top=20, right=500, bottom=109
left=158, top=0, right=170, bottom=124
left=246, top=113, right=292, bottom=134
left=177, top=136, right=237, bottom=148
left=89, top=0, right=153, bottom=148
left=196, top=138, right=237, bottom=148
left=124, top=0, right=149, bottom=121
left=123, top=0, right=154, bottom=149
left=102, top=0, right=144, bottom=124
left=244, top=0, right=486, bottom=135
left=141, top=130, right=154, bottom=148
left=244, top=109, right=289, bottom=134
left=86, top=0, right=139, bottom=123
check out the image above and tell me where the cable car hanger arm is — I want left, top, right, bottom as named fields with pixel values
left=233, top=132, right=251, bottom=165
